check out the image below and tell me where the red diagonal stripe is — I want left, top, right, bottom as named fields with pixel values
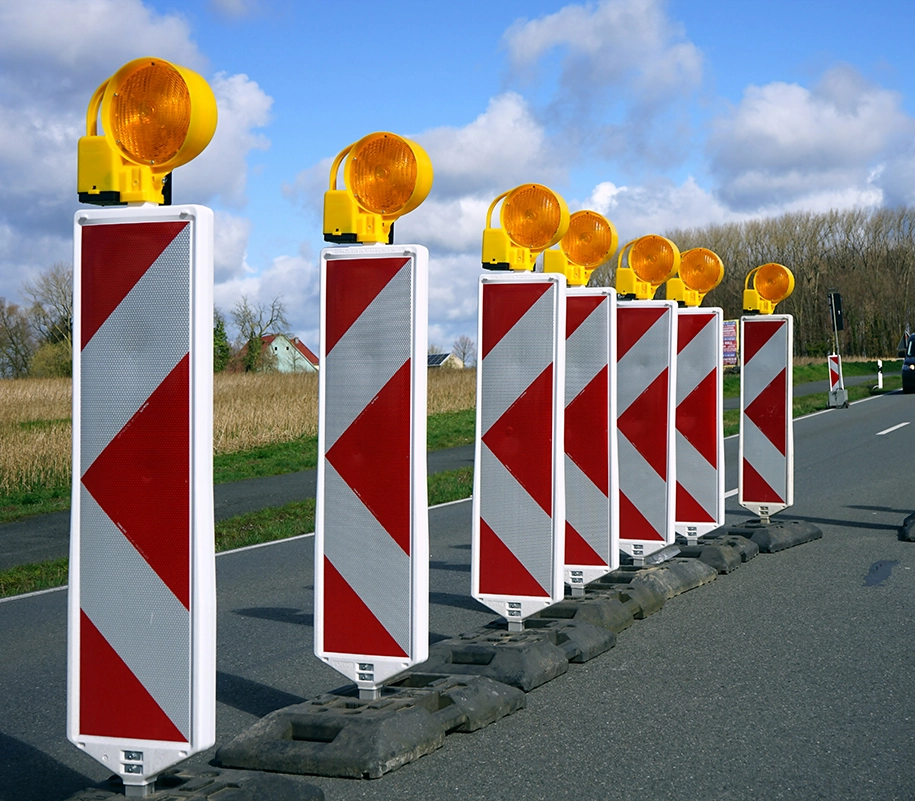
left=80, top=610, right=185, bottom=741
left=745, top=368, right=787, bottom=455
left=742, top=459, right=784, bottom=504
left=618, top=368, right=669, bottom=480
left=617, top=305, right=665, bottom=360
left=677, top=311, right=712, bottom=354
left=742, top=319, right=783, bottom=364
left=324, top=257, right=409, bottom=355
left=81, top=222, right=187, bottom=347
left=566, top=294, right=603, bottom=339
left=478, top=518, right=549, bottom=597
left=619, top=492, right=665, bottom=541
left=481, top=281, right=552, bottom=360
left=565, top=366, right=609, bottom=494
left=81, top=355, right=190, bottom=609
left=676, top=369, right=718, bottom=467
left=676, top=481, right=716, bottom=524
left=323, top=557, right=407, bottom=657
left=565, top=522, right=605, bottom=566
left=326, top=360, right=411, bottom=555
left=482, top=364, right=554, bottom=516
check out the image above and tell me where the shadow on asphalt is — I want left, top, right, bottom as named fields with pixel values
left=216, top=671, right=307, bottom=718
left=231, top=606, right=314, bottom=627
left=0, top=731, right=97, bottom=801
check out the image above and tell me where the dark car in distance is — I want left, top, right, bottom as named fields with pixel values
left=904, top=337, right=915, bottom=393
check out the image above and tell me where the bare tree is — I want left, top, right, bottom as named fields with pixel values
left=428, top=343, right=444, bottom=354
left=231, top=295, right=289, bottom=372
left=21, top=262, right=73, bottom=376
left=452, top=334, right=476, bottom=367
left=0, top=299, right=35, bottom=378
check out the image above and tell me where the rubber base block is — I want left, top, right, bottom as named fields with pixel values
left=63, top=767, right=324, bottom=800
left=899, top=512, right=915, bottom=542
left=720, top=519, right=823, bottom=553
left=675, top=539, right=744, bottom=573
left=701, top=532, right=760, bottom=562
left=598, top=558, right=718, bottom=601
left=535, top=589, right=637, bottom=633
left=215, top=673, right=524, bottom=779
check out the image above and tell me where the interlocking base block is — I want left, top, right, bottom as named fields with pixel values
left=215, top=673, right=524, bottom=779
left=718, top=519, right=823, bottom=553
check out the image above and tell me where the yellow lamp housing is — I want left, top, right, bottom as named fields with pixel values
left=743, top=262, right=795, bottom=314
left=615, top=235, right=680, bottom=300
left=481, top=184, right=570, bottom=271
left=78, top=57, right=217, bottom=206
left=323, top=131, right=433, bottom=244
left=543, top=210, right=618, bottom=286
left=667, top=247, right=725, bottom=307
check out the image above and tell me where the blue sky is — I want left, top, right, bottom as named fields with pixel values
left=1, top=0, right=914, bottom=353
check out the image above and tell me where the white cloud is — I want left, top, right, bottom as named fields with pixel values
left=708, top=65, right=913, bottom=210
left=417, top=93, right=564, bottom=198
left=503, top=0, right=703, bottom=166
left=181, top=72, right=272, bottom=208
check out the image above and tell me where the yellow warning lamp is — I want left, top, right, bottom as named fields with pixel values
left=543, top=210, right=619, bottom=286
left=744, top=262, right=795, bottom=314
left=667, top=248, right=724, bottom=307
left=78, top=57, right=217, bottom=206
left=323, top=131, right=433, bottom=244
left=615, top=235, right=680, bottom=300
left=481, top=184, right=570, bottom=271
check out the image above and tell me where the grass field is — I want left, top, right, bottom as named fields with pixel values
left=0, top=359, right=902, bottom=598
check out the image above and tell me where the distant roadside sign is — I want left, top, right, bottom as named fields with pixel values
left=723, top=319, right=739, bottom=366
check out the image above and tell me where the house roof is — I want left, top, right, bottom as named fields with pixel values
left=427, top=353, right=451, bottom=367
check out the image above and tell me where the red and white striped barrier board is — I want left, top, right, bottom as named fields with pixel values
left=473, top=273, right=565, bottom=624
left=739, top=315, right=794, bottom=517
left=68, top=206, right=215, bottom=789
left=316, top=246, right=429, bottom=693
left=675, top=307, right=724, bottom=542
left=828, top=353, right=843, bottom=391
left=616, top=300, right=677, bottom=559
left=564, top=287, right=618, bottom=590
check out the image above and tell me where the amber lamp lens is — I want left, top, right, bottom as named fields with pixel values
left=562, top=211, right=616, bottom=268
left=629, top=235, right=678, bottom=285
left=755, top=262, right=794, bottom=302
left=502, top=185, right=564, bottom=250
left=349, top=134, right=418, bottom=214
left=680, top=248, right=724, bottom=293
left=111, top=62, right=191, bottom=164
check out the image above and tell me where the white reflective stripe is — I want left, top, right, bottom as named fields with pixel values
left=617, top=309, right=671, bottom=414
left=565, top=300, right=606, bottom=404
left=79, top=231, right=190, bottom=474
left=675, top=430, right=718, bottom=520
left=743, top=323, right=787, bottom=405
left=480, top=287, right=556, bottom=434
left=323, top=261, right=412, bottom=451
left=677, top=318, right=716, bottom=403
left=564, top=454, right=610, bottom=564
left=323, top=462, right=411, bottom=652
left=618, top=434, right=669, bottom=538
left=743, top=417, right=788, bottom=500
left=80, top=486, right=190, bottom=739
left=479, top=442, right=554, bottom=594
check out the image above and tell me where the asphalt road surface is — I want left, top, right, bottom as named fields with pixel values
left=1, top=391, right=913, bottom=801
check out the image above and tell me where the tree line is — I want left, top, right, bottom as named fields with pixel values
left=594, top=206, right=915, bottom=357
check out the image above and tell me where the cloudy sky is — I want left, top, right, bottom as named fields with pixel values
left=1, top=0, right=913, bottom=353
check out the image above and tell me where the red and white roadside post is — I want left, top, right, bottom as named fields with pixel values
left=473, top=184, right=572, bottom=628
left=665, top=249, right=727, bottom=545
left=68, top=58, right=218, bottom=796
left=613, top=236, right=682, bottom=563
left=562, top=286, right=618, bottom=592
left=738, top=264, right=796, bottom=523
left=541, top=210, right=621, bottom=594
left=314, top=133, right=433, bottom=699
left=827, top=353, right=848, bottom=408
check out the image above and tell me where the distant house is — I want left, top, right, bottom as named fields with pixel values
left=230, top=334, right=319, bottom=373
left=427, top=353, right=463, bottom=369
left=264, top=334, right=319, bottom=372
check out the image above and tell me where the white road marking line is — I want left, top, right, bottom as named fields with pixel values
left=876, top=422, right=910, bottom=436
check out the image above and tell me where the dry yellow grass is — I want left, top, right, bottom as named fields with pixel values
left=0, top=368, right=479, bottom=494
